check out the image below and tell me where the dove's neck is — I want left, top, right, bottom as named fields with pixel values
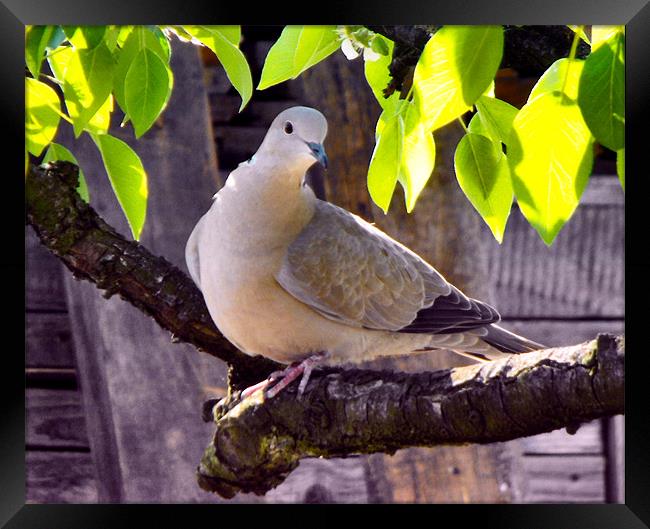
left=212, top=155, right=315, bottom=248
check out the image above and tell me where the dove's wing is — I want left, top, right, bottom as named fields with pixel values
left=185, top=213, right=206, bottom=289
left=276, top=200, right=500, bottom=333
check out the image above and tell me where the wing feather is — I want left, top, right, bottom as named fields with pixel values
left=276, top=200, right=498, bottom=333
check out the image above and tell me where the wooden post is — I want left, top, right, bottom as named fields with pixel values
left=61, top=42, right=254, bottom=502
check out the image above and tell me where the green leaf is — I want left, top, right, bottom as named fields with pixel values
left=368, top=111, right=403, bottom=213
left=25, top=78, right=61, bottom=156
left=91, top=133, right=148, bottom=240
left=58, top=44, right=115, bottom=137
left=399, top=105, right=436, bottom=212
left=85, top=94, right=113, bottom=134
left=413, top=26, right=504, bottom=131
left=46, top=26, right=67, bottom=50
left=363, top=35, right=396, bottom=109
left=474, top=96, right=518, bottom=146
left=43, top=142, right=90, bottom=202
left=116, top=26, right=134, bottom=47
left=508, top=92, right=594, bottom=245
left=591, top=26, right=623, bottom=50
left=616, top=148, right=624, bottom=191
left=258, top=26, right=340, bottom=90
left=124, top=48, right=173, bottom=138
left=63, top=26, right=107, bottom=49
left=454, top=133, right=512, bottom=242
left=528, top=58, right=584, bottom=103
left=114, top=27, right=172, bottom=118
left=183, top=26, right=252, bottom=110
left=25, top=26, right=55, bottom=78
left=578, top=31, right=625, bottom=151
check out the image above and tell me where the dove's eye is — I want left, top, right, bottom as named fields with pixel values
left=284, top=121, right=294, bottom=134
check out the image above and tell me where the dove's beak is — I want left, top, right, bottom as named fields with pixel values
left=307, top=142, right=328, bottom=169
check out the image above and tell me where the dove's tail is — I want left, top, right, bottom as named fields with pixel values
left=481, top=324, right=545, bottom=355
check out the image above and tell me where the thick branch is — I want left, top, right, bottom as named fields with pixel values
left=367, top=25, right=591, bottom=97
left=198, top=334, right=624, bottom=498
left=26, top=161, right=281, bottom=388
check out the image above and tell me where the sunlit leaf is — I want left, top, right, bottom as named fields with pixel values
left=528, top=58, right=584, bottom=103
left=43, top=142, right=90, bottom=202
left=91, top=133, right=148, bottom=240
left=474, top=96, right=518, bottom=146
left=454, top=132, right=512, bottom=242
left=114, top=27, right=172, bottom=118
left=364, top=35, right=397, bottom=109
left=368, top=111, right=403, bottom=213
left=25, top=26, right=55, bottom=78
left=85, top=94, right=113, bottom=135
left=578, top=31, right=625, bottom=151
left=25, top=78, right=61, bottom=156
left=413, top=26, right=503, bottom=131
left=124, top=48, right=172, bottom=138
left=58, top=44, right=115, bottom=137
left=183, top=26, right=252, bottom=110
left=591, top=26, right=623, bottom=50
left=617, top=148, right=624, bottom=191
left=63, top=26, right=107, bottom=49
left=399, top=105, right=435, bottom=212
left=258, top=26, right=340, bottom=90
left=508, top=92, right=594, bottom=245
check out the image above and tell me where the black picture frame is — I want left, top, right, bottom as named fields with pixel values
left=7, top=1, right=649, bottom=526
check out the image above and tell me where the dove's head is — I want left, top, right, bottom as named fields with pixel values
left=259, top=106, right=329, bottom=171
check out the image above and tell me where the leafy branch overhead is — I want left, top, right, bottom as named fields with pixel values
left=25, top=24, right=625, bottom=246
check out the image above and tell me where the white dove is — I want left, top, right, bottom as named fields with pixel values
left=186, top=106, right=543, bottom=398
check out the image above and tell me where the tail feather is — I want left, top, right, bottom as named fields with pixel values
left=482, top=324, right=545, bottom=354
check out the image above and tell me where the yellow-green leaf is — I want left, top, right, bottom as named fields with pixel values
left=25, top=78, right=61, bottom=156
left=508, top=92, right=594, bottom=245
left=43, top=142, right=90, bottom=202
left=124, top=48, right=172, bottom=138
left=528, top=58, right=584, bottom=103
left=258, top=26, right=340, bottom=90
left=63, top=26, right=107, bottom=49
left=114, top=27, right=172, bottom=118
left=59, top=44, right=115, bottom=137
left=368, top=111, right=403, bottom=213
left=578, top=31, right=625, bottom=151
left=364, top=35, right=396, bottom=109
left=413, top=26, right=503, bottom=131
left=399, top=105, right=435, bottom=212
left=25, top=26, right=55, bottom=78
left=183, top=26, right=252, bottom=110
left=91, top=133, right=148, bottom=240
left=591, top=26, right=623, bottom=51
left=454, top=133, right=512, bottom=242
left=474, top=96, right=518, bottom=146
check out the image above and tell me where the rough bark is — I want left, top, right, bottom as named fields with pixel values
left=367, top=25, right=590, bottom=97
left=197, top=334, right=624, bottom=498
left=25, top=161, right=280, bottom=390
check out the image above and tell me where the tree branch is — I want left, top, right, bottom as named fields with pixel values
left=367, top=25, right=591, bottom=97
left=25, top=161, right=281, bottom=389
left=197, top=334, right=624, bottom=498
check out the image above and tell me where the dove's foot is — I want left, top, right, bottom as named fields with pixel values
left=266, top=353, right=324, bottom=399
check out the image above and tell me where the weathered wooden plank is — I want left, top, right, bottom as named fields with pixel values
left=517, top=455, right=606, bottom=503
left=265, top=458, right=369, bottom=503
left=26, top=452, right=98, bottom=503
left=26, top=312, right=75, bottom=368
left=521, top=420, right=602, bottom=455
left=581, top=176, right=625, bottom=206
left=26, top=228, right=66, bottom=312
left=487, top=204, right=624, bottom=319
left=26, top=389, right=89, bottom=449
